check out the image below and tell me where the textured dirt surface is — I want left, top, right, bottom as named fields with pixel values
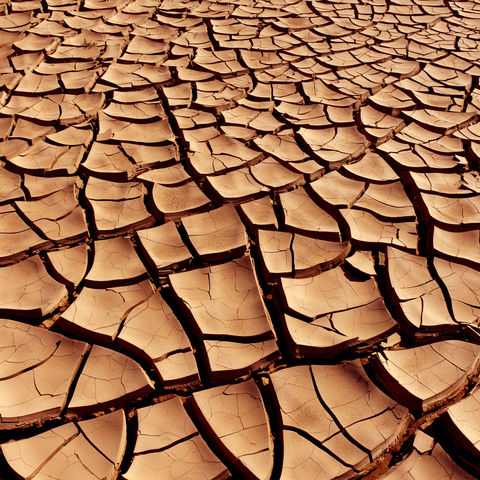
left=1, top=0, right=480, bottom=479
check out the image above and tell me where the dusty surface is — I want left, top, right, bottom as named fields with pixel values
left=1, top=0, right=480, bottom=479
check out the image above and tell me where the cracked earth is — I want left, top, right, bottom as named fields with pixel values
left=0, top=0, right=480, bottom=479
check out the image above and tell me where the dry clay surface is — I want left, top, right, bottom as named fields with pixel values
left=1, top=0, right=480, bottom=479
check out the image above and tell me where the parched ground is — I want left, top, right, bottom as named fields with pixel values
left=1, top=0, right=480, bottom=479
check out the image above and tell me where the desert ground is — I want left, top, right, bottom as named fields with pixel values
left=0, top=0, right=480, bottom=479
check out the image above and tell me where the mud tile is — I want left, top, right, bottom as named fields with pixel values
left=278, top=187, right=341, bottom=241
left=0, top=95, right=39, bottom=118
left=369, top=84, right=416, bottom=114
left=176, top=65, right=214, bottom=82
left=379, top=140, right=461, bottom=172
left=181, top=204, right=246, bottom=262
left=302, top=78, right=360, bottom=107
left=359, top=105, right=405, bottom=143
left=385, top=246, right=456, bottom=335
left=461, top=172, right=480, bottom=194
left=100, top=63, right=171, bottom=89
left=238, top=196, right=278, bottom=231
left=0, top=12, right=34, bottom=31
left=112, top=85, right=160, bottom=103
left=98, top=113, right=175, bottom=144
left=126, top=398, right=229, bottom=480
left=413, top=431, right=435, bottom=455
left=0, top=116, right=13, bottom=141
left=420, top=192, right=480, bottom=230
left=309, top=170, right=366, bottom=209
left=122, top=142, right=178, bottom=168
left=0, top=255, right=68, bottom=317
left=190, top=379, right=273, bottom=479
left=189, top=135, right=262, bottom=176
left=103, top=101, right=165, bottom=122
left=353, top=181, right=416, bottom=221
left=47, top=43, right=101, bottom=62
left=3, top=410, right=127, bottom=479
left=59, top=280, right=154, bottom=343
left=287, top=159, right=325, bottom=181
left=193, top=48, right=247, bottom=76
left=61, top=70, right=99, bottom=93
left=136, top=221, right=192, bottom=273
left=0, top=319, right=87, bottom=428
left=371, top=340, right=480, bottom=413
left=15, top=71, right=61, bottom=95
left=117, top=290, right=199, bottom=386
left=406, top=109, right=477, bottom=135
left=204, top=339, right=279, bottom=381
left=0, top=204, right=50, bottom=264
left=3, top=423, right=78, bottom=476
left=68, top=344, right=154, bottom=414
left=312, top=361, right=409, bottom=454
left=162, top=82, right=193, bottom=108
left=0, top=167, right=23, bottom=203
left=85, top=237, right=148, bottom=288
left=33, top=94, right=103, bottom=126
left=250, top=157, right=304, bottom=192
left=0, top=143, right=29, bottom=169
left=137, top=164, right=191, bottom=186
left=85, top=177, right=154, bottom=236
left=11, top=51, right=44, bottom=72
left=151, top=182, right=212, bottom=221
left=270, top=361, right=410, bottom=477
left=345, top=249, right=376, bottom=276
left=342, top=152, right=400, bottom=183
left=258, top=229, right=350, bottom=279
left=222, top=105, right=283, bottom=133
left=173, top=107, right=216, bottom=130
left=279, top=264, right=381, bottom=320
left=23, top=174, right=77, bottom=198
left=46, top=124, right=93, bottom=147
left=83, top=142, right=136, bottom=180
left=8, top=141, right=85, bottom=175
left=275, top=102, right=328, bottom=128
left=13, top=32, right=59, bottom=52
left=240, top=50, right=283, bottom=71
left=184, top=127, right=221, bottom=154
left=282, top=297, right=397, bottom=359
left=133, top=397, right=197, bottom=454
left=434, top=258, right=480, bottom=327
left=379, top=444, right=475, bottom=479
left=169, top=255, right=272, bottom=340
left=206, top=168, right=269, bottom=203
left=340, top=208, right=418, bottom=252
left=441, top=384, right=480, bottom=471
left=409, top=171, right=472, bottom=196
left=431, top=227, right=480, bottom=270
left=254, top=133, right=310, bottom=163
left=45, top=243, right=88, bottom=287
left=16, top=185, right=88, bottom=244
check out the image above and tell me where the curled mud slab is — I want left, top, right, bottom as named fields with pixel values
left=1, top=0, right=480, bottom=479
